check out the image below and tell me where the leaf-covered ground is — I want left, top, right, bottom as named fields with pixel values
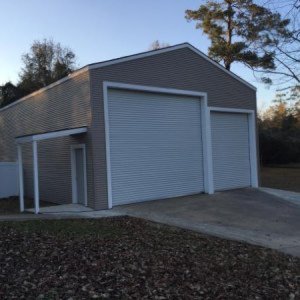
left=0, top=217, right=299, bottom=299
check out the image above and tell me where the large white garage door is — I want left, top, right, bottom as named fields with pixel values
left=107, top=89, right=204, bottom=206
left=211, top=112, right=251, bottom=191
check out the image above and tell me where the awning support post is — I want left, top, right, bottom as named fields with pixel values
left=32, top=141, right=40, bottom=214
left=17, top=144, right=24, bottom=212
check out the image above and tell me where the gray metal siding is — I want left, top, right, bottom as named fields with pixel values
left=0, top=47, right=257, bottom=210
left=0, top=71, right=95, bottom=207
left=108, top=89, right=204, bottom=206
left=89, top=47, right=257, bottom=209
left=211, top=112, right=251, bottom=190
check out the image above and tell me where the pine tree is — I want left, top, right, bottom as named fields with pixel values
left=185, top=0, right=291, bottom=71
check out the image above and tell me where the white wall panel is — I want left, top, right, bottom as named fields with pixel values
left=211, top=112, right=251, bottom=190
left=0, top=162, right=18, bottom=198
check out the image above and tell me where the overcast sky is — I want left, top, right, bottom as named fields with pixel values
left=0, top=0, right=282, bottom=109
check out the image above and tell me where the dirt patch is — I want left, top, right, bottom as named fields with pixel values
left=0, top=217, right=299, bottom=299
left=0, top=197, right=57, bottom=215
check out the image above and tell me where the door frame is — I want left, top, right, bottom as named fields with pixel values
left=71, top=144, right=88, bottom=206
left=208, top=107, right=259, bottom=189
left=103, top=81, right=214, bottom=209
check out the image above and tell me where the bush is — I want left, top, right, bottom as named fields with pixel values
left=259, top=132, right=300, bottom=164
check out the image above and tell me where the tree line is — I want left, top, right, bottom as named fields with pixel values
left=258, top=93, right=300, bottom=165
left=0, top=39, right=76, bottom=108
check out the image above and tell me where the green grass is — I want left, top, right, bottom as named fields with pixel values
left=261, top=166, right=300, bottom=193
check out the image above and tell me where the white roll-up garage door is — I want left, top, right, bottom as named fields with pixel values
left=211, top=112, right=251, bottom=191
left=107, top=88, right=204, bottom=206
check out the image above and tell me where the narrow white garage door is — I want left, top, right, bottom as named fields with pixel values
left=107, top=89, right=204, bottom=206
left=211, top=112, right=251, bottom=190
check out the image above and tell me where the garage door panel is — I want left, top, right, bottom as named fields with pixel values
left=108, top=89, right=204, bottom=206
left=211, top=112, right=251, bottom=191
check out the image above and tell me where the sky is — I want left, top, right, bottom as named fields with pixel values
left=0, top=0, right=280, bottom=110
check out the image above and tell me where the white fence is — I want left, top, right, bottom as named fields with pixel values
left=0, top=162, right=19, bottom=199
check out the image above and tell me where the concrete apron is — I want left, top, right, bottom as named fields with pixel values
left=3, top=188, right=300, bottom=257
left=26, top=204, right=94, bottom=214
left=110, top=189, right=300, bottom=258
left=259, top=187, right=300, bottom=207
left=112, top=206, right=300, bottom=257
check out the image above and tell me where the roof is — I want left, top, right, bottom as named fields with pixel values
left=0, top=43, right=256, bottom=113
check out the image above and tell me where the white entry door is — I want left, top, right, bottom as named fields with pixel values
left=107, top=88, right=205, bottom=206
left=71, top=145, right=87, bottom=205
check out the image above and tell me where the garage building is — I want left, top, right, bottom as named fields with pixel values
left=0, top=43, right=258, bottom=212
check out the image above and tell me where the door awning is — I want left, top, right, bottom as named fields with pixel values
left=15, top=126, right=87, bottom=144
left=16, top=126, right=87, bottom=214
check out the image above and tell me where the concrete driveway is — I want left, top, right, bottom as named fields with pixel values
left=112, top=188, right=300, bottom=257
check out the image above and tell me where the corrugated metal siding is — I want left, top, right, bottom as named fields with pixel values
left=21, top=135, right=89, bottom=205
left=89, top=47, right=257, bottom=209
left=211, top=112, right=251, bottom=190
left=0, top=71, right=95, bottom=207
left=108, top=89, right=204, bottom=206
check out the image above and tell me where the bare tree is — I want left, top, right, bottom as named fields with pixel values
left=149, top=40, right=170, bottom=50
left=257, top=0, right=300, bottom=106
left=257, top=1, right=300, bottom=86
